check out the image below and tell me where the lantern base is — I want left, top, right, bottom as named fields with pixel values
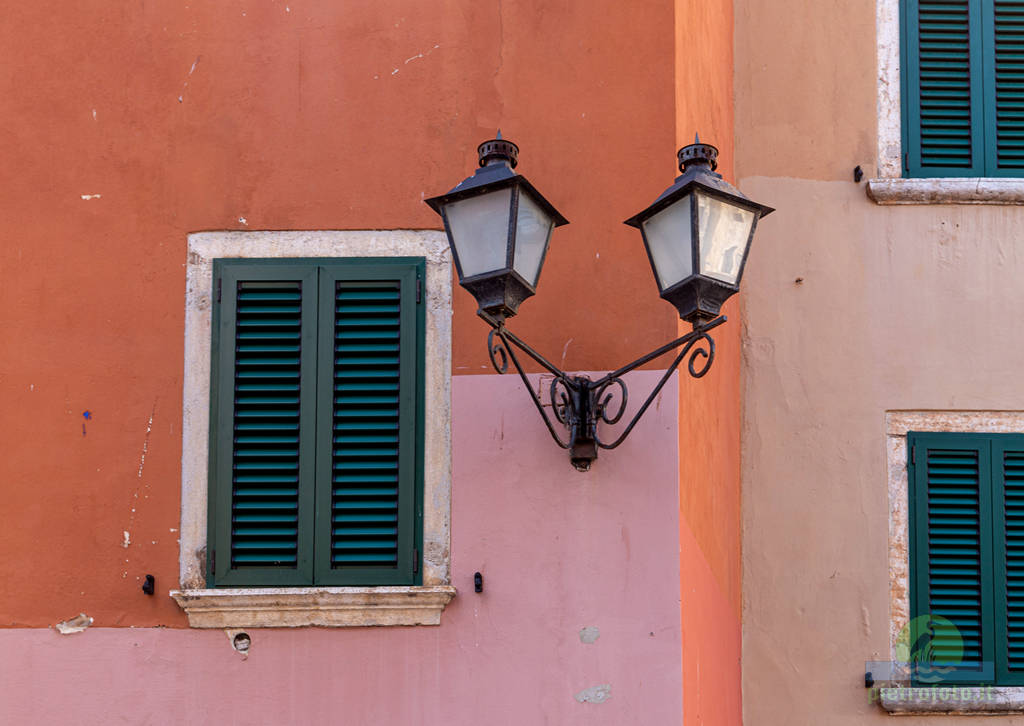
left=660, top=276, right=739, bottom=326
left=462, top=272, right=536, bottom=321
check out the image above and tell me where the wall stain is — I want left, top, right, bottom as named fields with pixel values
left=574, top=684, right=611, bottom=704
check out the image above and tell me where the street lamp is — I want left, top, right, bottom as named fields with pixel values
left=424, top=133, right=568, bottom=320
left=426, top=134, right=773, bottom=470
left=626, top=136, right=773, bottom=324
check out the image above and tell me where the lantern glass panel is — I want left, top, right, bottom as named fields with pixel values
left=696, top=192, right=755, bottom=285
left=512, top=191, right=554, bottom=287
left=445, top=188, right=513, bottom=278
left=641, top=193, right=693, bottom=291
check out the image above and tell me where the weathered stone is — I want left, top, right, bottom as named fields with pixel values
left=170, top=586, right=457, bottom=628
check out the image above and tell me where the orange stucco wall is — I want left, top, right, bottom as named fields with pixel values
left=675, top=2, right=743, bottom=725
left=0, top=0, right=688, bottom=628
left=674, top=0, right=741, bottom=617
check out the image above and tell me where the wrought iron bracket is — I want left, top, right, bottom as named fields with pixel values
left=479, top=312, right=726, bottom=471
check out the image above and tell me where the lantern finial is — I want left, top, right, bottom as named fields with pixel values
left=478, top=134, right=518, bottom=169
left=678, top=135, right=718, bottom=173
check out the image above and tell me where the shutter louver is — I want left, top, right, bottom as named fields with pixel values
left=923, top=447, right=985, bottom=666
left=1002, top=449, right=1024, bottom=669
left=230, top=281, right=303, bottom=567
left=994, top=1, right=1024, bottom=170
left=211, top=259, right=421, bottom=588
left=330, top=282, right=403, bottom=568
left=916, top=0, right=976, bottom=169
left=911, top=433, right=994, bottom=683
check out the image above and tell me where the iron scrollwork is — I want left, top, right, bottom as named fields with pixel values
left=478, top=312, right=726, bottom=470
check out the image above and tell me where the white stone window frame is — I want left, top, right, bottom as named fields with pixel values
left=868, top=0, right=1024, bottom=205
left=170, top=231, right=455, bottom=628
left=883, top=411, right=1024, bottom=714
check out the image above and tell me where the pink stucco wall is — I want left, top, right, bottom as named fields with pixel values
left=0, top=372, right=683, bottom=725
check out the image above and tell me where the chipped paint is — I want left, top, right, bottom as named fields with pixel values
left=178, top=55, right=201, bottom=103
left=579, top=626, right=600, bottom=644
left=560, top=338, right=573, bottom=368
left=404, top=44, right=440, bottom=65
left=137, top=408, right=154, bottom=479
left=80, top=194, right=101, bottom=200
left=386, top=44, right=440, bottom=77
left=55, top=613, right=93, bottom=634
left=574, top=684, right=611, bottom=704
left=122, top=530, right=130, bottom=548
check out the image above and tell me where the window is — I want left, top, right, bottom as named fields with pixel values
left=208, top=258, right=424, bottom=587
left=171, top=231, right=454, bottom=628
left=900, top=0, right=1024, bottom=178
left=908, top=430, right=1024, bottom=684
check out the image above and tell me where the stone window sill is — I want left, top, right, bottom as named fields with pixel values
left=170, top=586, right=457, bottom=628
left=880, top=686, right=1024, bottom=714
left=866, top=178, right=1024, bottom=205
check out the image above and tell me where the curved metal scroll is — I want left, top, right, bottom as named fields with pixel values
left=487, top=328, right=510, bottom=374
left=549, top=377, right=575, bottom=427
left=593, top=330, right=715, bottom=450
left=479, top=312, right=725, bottom=466
left=593, top=377, right=628, bottom=425
left=486, top=325, right=572, bottom=450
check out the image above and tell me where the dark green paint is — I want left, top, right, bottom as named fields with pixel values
left=991, top=439, right=1024, bottom=683
left=902, top=0, right=1024, bottom=176
left=909, top=431, right=1024, bottom=685
left=313, top=261, right=423, bottom=585
left=207, top=258, right=425, bottom=588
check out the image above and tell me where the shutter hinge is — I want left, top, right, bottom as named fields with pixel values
left=911, top=445, right=916, bottom=465
left=216, top=277, right=222, bottom=303
left=903, top=151, right=909, bottom=173
left=416, top=277, right=422, bottom=304
left=211, top=549, right=216, bottom=575
left=413, top=548, right=419, bottom=574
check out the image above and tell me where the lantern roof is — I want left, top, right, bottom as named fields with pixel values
left=624, top=136, right=774, bottom=229
left=425, top=134, right=568, bottom=228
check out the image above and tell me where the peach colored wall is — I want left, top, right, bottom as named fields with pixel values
left=733, top=0, right=876, bottom=182
left=736, top=0, right=1024, bottom=725
left=1, top=373, right=684, bottom=725
left=740, top=179, right=1024, bottom=726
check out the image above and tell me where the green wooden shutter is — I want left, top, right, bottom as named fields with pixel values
left=909, top=432, right=994, bottom=683
left=985, top=1, right=1024, bottom=173
left=314, top=260, right=423, bottom=585
left=208, top=262, right=318, bottom=586
left=904, top=0, right=986, bottom=175
left=992, top=437, right=1024, bottom=683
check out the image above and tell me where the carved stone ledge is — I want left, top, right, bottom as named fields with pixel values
left=880, top=686, right=1024, bottom=714
left=867, top=178, right=1024, bottom=205
left=170, top=586, right=457, bottom=628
